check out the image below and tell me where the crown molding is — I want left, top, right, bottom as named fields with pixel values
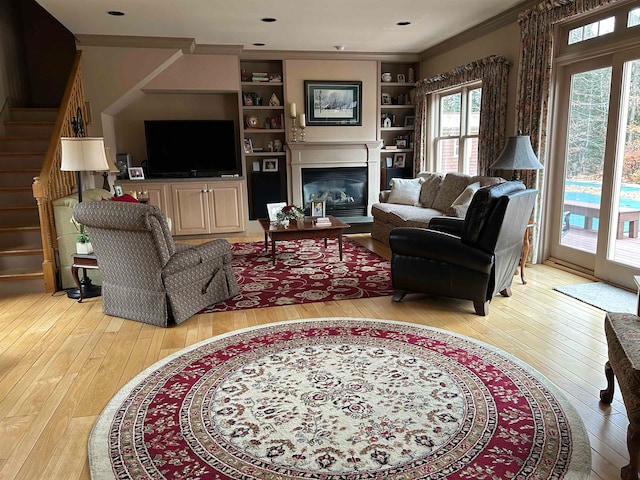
left=239, top=50, right=421, bottom=62
left=74, top=35, right=196, bottom=53
left=419, top=0, right=540, bottom=61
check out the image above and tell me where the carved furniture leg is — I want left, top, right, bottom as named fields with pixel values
left=621, top=425, right=640, bottom=480
left=500, top=287, right=512, bottom=297
left=600, top=360, right=615, bottom=404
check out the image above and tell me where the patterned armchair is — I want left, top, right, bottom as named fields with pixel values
left=73, top=201, right=239, bottom=327
left=600, top=312, right=640, bottom=479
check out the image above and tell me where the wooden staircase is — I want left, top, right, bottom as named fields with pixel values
left=0, top=107, right=57, bottom=295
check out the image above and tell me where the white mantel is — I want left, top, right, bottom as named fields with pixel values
left=286, top=141, right=382, bottom=216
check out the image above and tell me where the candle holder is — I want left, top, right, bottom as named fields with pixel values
left=290, top=115, right=299, bottom=142
left=300, top=125, right=306, bottom=142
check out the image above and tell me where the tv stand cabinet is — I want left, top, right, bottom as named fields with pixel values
left=115, top=178, right=245, bottom=236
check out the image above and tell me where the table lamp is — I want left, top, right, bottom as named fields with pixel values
left=102, top=147, right=120, bottom=192
left=489, top=132, right=544, bottom=181
left=60, top=136, right=109, bottom=299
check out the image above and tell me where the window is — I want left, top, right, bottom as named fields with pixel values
left=430, top=84, right=481, bottom=175
left=629, top=7, right=640, bottom=27
left=568, top=16, right=615, bottom=45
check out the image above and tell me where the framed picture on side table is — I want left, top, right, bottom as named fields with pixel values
left=128, top=167, right=145, bottom=180
left=310, top=200, right=325, bottom=217
left=266, top=202, right=287, bottom=223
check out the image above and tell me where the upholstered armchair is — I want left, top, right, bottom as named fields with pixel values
left=73, top=201, right=239, bottom=327
left=600, top=312, right=640, bottom=480
left=389, top=181, right=537, bottom=316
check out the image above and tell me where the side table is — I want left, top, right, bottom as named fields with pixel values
left=69, top=253, right=101, bottom=302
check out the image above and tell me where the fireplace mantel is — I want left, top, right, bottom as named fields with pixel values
left=286, top=141, right=382, bottom=216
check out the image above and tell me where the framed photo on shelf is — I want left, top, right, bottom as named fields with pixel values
left=263, top=158, right=278, bottom=172
left=395, top=139, right=408, bottom=148
left=252, top=161, right=261, bottom=172
left=267, top=202, right=287, bottom=222
left=243, top=138, right=253, bottom=154
left=386, top=157, right=393, bottom=168
left=310, top=200, right=325, bottom=217
left=128, top=167, right=145, bottom=180
left=381, top=93, right=391, bottom=105
left=304, top=80, right=362, bottom=126
left=113, top=185, right=123, bottom=197
left=397, top=74, right=406, bottom=83
left=404, top=116, right=415, bottom=127
left=393, top=153, right=406, bottom=168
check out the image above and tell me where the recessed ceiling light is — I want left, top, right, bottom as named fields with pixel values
left=397, top=21, right=411, bottom=26
left=261, top=17, right=277, bottom=22
left=253, top=43, right=266, bottom=47
left=107, top=11, right=125, bottom=16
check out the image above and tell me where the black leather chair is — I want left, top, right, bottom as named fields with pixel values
left=389, top=181, right=537, bottom=316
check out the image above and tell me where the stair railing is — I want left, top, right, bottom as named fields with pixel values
left=32, top=50, right=87, bottom=293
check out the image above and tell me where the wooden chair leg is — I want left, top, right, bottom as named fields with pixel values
left=392, top=291, right=406, bottom=302
left=500, top=287, right=512, bottom=297
left=621, top=424, right=640, bottom=480
left=600, top=360, right=615, bottom=404
left=474, top=301, right=489, bottom=316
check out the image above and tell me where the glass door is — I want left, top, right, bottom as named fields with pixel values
left=549, top=53, right=640, bottom=289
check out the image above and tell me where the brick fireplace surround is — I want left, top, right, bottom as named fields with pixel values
left=286, top=141, right=383, bottom=217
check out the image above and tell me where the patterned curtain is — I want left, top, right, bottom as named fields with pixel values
left=414, top=55, right=510, bottom=177
left=516, top=0, right=619, bottom=260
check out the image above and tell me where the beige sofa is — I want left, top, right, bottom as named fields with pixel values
left=53, top=188, right=111, bottom=289
left=371, top=172, right=504, bottom=246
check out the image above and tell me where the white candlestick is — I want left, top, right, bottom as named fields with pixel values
left=299, top=113, right=306, bottom=128
left=290, top=102, right=296, bottom=118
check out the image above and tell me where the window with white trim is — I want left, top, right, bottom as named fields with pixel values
left=430, top=83, right=481, bottom=175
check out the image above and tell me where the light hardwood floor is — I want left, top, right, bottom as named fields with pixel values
left=0, top=234, right=630, bottom=479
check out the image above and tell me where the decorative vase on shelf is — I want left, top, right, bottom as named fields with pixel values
left=76, top=242, right=93, bottom=255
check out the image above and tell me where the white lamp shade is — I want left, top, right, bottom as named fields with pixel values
left=490, top=135, right=544, bottom=171
left=104, top=146, right=121, bottom=173
left=60, top=137, right=110, bottom=172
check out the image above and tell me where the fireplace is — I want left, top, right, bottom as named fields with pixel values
left=286, top=141, right=382, bottom=218
left=302, top=167, right=367, bottom=217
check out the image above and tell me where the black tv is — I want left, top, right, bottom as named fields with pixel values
left=144, top=119, right=240, bottom=178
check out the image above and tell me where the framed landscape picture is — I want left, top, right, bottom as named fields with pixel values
left=304, top=80, right=362, bottom=126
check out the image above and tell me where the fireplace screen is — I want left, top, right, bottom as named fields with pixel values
left=301, top=167, right=367, bottom=217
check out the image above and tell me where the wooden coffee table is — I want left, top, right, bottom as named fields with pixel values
left=258, top=216, right=350, bottom=265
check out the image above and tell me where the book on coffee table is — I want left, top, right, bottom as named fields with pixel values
left=315, top=217, right=331, bottom=226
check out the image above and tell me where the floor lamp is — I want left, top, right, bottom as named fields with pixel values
left=60, top=136, right=109, bottom=299
left=489, top=132, right=544, bottom=182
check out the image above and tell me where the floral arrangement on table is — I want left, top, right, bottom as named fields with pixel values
left=277, top=204, right=305, bottom=222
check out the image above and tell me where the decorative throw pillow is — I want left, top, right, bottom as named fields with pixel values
left=417, top=172, right=444, bottom=208
left=387, top=177, right=424, bottom=206
left=451, top=182, right=481, bottom=217
left=110, top=193, right=140, bottom=203
left=431, top=172, right=472, bottom=213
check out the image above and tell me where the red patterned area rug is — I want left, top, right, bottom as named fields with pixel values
left=89, top=318, right=591, bottom=480
left=200, top=239, right=393, bottom=313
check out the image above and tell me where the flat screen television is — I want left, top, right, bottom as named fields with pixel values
left=144, top=119, right=240, bottom=178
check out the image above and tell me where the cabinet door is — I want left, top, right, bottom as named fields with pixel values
left=171, top=183, right=211, bottom=235
left=130, top=184, right=169, bottom=213
left=209, top=182, right=245, bottom=233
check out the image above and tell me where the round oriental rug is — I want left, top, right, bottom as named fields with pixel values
left=89, top=318, right=591, bottom=479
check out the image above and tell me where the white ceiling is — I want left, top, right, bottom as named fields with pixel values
left=36, top=0, right=528, bottom=54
